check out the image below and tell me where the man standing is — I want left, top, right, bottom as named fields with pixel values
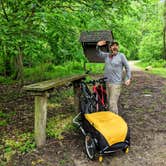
left=96, top=40, right=131, bottom=114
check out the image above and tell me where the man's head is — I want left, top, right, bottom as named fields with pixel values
left=109, top=41, right=119, bottom=54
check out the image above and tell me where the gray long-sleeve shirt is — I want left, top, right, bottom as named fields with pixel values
left=97, top=46, right=131, bottom=84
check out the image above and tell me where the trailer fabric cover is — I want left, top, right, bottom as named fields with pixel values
left=85, top=111, right=128, bottom=146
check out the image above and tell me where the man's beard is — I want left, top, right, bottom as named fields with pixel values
left=113, top=48, right=118, bottom=51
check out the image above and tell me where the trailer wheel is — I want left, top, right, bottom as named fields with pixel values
left=123, top=147, right=129, bottom=154
left=85, top=134, right=96, bottom=160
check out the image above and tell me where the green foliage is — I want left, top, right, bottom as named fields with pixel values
left=138, top=1, right=164, bottom=61
left=0, top=0, right=164, bottom=81
left=150, top=68, right=166, bottom=78
left=138, top=33, right=163, bottom=61
left=49, top=88, right=74, bottom=104
left=0, top=110, right=16, bottom=126
left=138, top=59, right=166, bottom=68
left=1, top=1, right=125, bottom=73
left=0, top=120, right=7, bottom=126
left=0, top=111, right=10, bottom=118
left=23, top=61, right=110, bottom=82
left=4, top=132, right=35, bottom=153
left=150, top=60, right=166, bottom=68
left=85, top=63, right=105, bottom=74
left=0, top=76, right=13, bottom=84
left=23, top=61, right=85, bottom=82
left=47, top=114, right=76, bottom=139
left=137, top=60, right=166, bottom=78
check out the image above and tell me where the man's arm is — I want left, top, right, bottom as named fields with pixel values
left=121, top=54, right=131, bottom=85
left=96, top=40, right=109, bottom=58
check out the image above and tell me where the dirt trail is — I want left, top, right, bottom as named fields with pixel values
left=128, top=60, right=142, bottom=72
left=2, top=67, right=166, bottom=166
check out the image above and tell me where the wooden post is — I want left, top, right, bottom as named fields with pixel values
left=73, top=80, right=81, bottom=113
left=35, top=93, right=48, bottom=147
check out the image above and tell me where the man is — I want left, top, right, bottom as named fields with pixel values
left=96, top=40, right=131, bottom=114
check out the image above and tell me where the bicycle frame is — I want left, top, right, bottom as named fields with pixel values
left=93, top=85, right=107, bottom=111
left=73, top=77, right=107, bottom=128
left=80, top=77, right=107, bottom=112
left=91, top=79, right=107, bottom=111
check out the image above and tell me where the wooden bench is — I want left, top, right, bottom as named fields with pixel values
left=23, top=74, right=86, bottom=147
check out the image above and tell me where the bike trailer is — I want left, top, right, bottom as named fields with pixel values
left=82, top=111, right=130, bottom=161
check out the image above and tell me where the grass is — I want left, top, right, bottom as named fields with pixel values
left=0, top=111, right=16, bottom=127
left=0, top=61, right=105, bottom=84
left=47, top=113, right=76, bottom=139
left=136, top=60, right=166, bottom=78
left=1, top=60, right=165, bottom=84
left=46, top=88, right=78, bottom=139
left=23, top=61, right=105, bottom=82
left=0, top=76, right=15, bottom=84
left=0, top=131, right=35, bottom=165
left=4, top=132, right=35, bottom=154
left=0, top=88, right=77, bottom=165
left=149, top=68, right=166, bottom=78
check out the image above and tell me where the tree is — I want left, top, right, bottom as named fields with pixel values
left=138, top=0, right=163, bottom=61
left=0, top=0, right=56, bottom=80
left=163, top=0, right=166, bottom=59
left=0, top=0, right=164, bottom=81
left=0, top=0, right=134, bottom=80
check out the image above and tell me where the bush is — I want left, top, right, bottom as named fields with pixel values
left=150, top=60, right=166, bottom=68
left=138, top=59, right=166, bottom=68
left=23, top=61, right=85, bottom=82
left=138, top=32, right=163, bottom=61
left=0, top=76, right=13, bottom=84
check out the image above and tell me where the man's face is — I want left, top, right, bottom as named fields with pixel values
left=110, top=44, right=119, bottom=53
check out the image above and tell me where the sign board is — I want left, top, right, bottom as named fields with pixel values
left=80, top=30, right=114, bottom=63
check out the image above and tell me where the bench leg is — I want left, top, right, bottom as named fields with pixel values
left=35, top=94, right=47, bottom=147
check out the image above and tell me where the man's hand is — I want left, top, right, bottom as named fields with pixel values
left=97, top=40, right=106, bottom=46
left=125, top=79, right=131, bottom=86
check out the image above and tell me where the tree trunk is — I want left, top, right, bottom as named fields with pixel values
left=3, top=45, right=12, bottom=77
left=13, top=47, right=24, bottom=82
left=4, top=57, right=12, bottom=77
left=163, top=1, right=166, bottom=60
left=164, top=27, right=166, bottom=59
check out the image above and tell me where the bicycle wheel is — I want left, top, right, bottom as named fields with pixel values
left=85, top=134, right=96, bottom=160
left=80, top=98, right=96, bottom=114
left=80, top=97, right=86, bottom=113
left=90, top=95, right=98, bottom=113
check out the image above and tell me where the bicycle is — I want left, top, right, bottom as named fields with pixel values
left=89, top=77, right=108, bottom=112
left=79, top=77, right=108, bottom=114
